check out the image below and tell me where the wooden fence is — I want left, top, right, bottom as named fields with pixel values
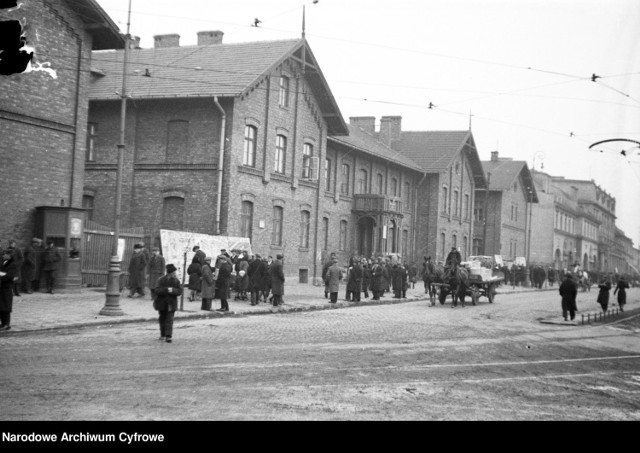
left=82, top=220, right=145, bottom=288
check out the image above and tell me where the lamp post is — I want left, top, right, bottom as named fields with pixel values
left=100, top=0, right=132, bottom=316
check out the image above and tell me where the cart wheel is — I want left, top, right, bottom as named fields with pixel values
left=488, top=284, right=496, bottom=303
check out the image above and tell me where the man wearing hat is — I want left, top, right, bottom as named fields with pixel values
left=153, top=263, right=182, bottom=342
left=148, top=246, right=166, bottom=300
left=193, top=245, right=206, bottom=266
left=8, top=240, right=23, bottom=297
left=21, top=238, right=39, bottom=294
left=445, top=247, right=461, bottom=272
left=127, top=243, right=147, bottom=298
left=1, top=248, right=20, bottom=330
left=215, top=256, right=232, bottom=312
left=200, top=256, right=215, bottom=311
left=270, top=254, right=285, bottom=307
left=42, top=240, right=61, bottom=294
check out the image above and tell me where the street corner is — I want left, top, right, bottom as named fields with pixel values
left=539, top=318, right=579, bottom=326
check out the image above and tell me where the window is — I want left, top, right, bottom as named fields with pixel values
left=440, top=233, right=446, bottom=260
left=453, top=190, right=459, bottom=216
left=166, top=120, right=189, bottom=163
left=302, top=143, right=313, bottom=178
left=357, top=169, right=368, bottom=194
left=240, top=201, right=253, bottom=240
left=325, top=158, right=332, bottom=191
left=340, top=163, right=350, bottom=195
left=453, top=234, right=457, bottom=249
left=442, top=187, right=449, bottom=213
left=274, top=135, right=286, bottom=174
left=473, top=238, right=482, bottom=255
left=339, top=220, right=348, bottom=251
left=279, top=76, right=290, bottom=108
left=391, top=178, right=398, bottom=197
left=515, top=206, right=518, bottom=222
left=474, top=208, right=484, bottom=222
left=300, top=210, right=310, bottom=248
left=402, top=230, right=409, bottom=259
left=272, top=206, right=283, bottom=246
left=322, top=217, right=329, bottom=251
left=82, top=195, right=94, bottom=221
left=243, top=126, right=257, bottom=167
left=464, top=194, right=470, bottom=219
left=404, top=182, right=411, bottom=206
left=377, top=173, right=384, bottom=194
left=162, top=196, right=185, bottom=230
left=86, top=123, right=97, bottom=161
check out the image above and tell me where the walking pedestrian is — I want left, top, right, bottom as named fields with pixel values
left=42, top=240, right=61, bottom=294
left=148, top=247, right=166, bottom=300
left=248, top=254, right=266, bottom=305
left=270, top=254, right=285, bottom=307
left=559, top=273, right=578, bottom=321
left=31, top=238, right=44, bottom=292
left=8, top=240, right=23, bottom=296
left=215, top=256, right=232, bottom=312
left=153, top=263, right=182, bottom=343
left=324, top=256, right=343, bottom=304
left=614, top=277, right=629, bottom=312
left=200, top=257, right=215, bottom=311
left=21, top=238, right=39, bottom=294
left=596, top=277, right=611, bottom=312
left=127, top=243, right=146, bottom=298
left=235, top=253, right=249, bottom=301
left=1, top=249, right=20, bottom=330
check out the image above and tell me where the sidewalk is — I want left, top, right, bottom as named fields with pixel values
left=2, top=283, right=558, bottom=333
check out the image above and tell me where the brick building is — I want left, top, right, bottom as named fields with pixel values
left=0, top=0, right=123, bottom=245
left=472, top=151, right=538, bottom=262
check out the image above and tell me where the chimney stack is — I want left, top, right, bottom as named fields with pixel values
left=153, top=34, right=180, bottom=48
left=349, top=116, right=376, bottom=135
left=197, top=30, right=224, bottom=46
left=379, top=116, right=402, bottom=146
left=491, top=151, right=499, bottom=162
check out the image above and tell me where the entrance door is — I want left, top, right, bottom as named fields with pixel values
left=357, top=217, right=374, bottom=258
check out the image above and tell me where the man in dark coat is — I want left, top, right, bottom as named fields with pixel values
left=346, top=258, right=363, bottom=302
left=559, top=273, right=578, bottom=321
left=370, top=257, right=385, bottom=300
left=42, top=240, right=61, bottom=294
left=215, top=256, right=232, bottom=312
left=193, top=245, right=206, bottom=265
left=21, top=238, right=38, bottom=294
left=597, top=277, right=612, bottom=312
left=322, top=252, right=337, bottom=298
left=270, top=254, right=285, bottom=307
left=127, top=244, right=147, bottom=298
left=32, top=238, right=44, bottom=291
left=614, top=277, right=629, bottom=312
left=445, top=247, right=461, bottom=271
left=153, top=263, right=182, bottom=343
left=361, top=258, right=371, bottom=299
left=8, top=240, right=23, bottom=296
left=200, top=257, right=215, bottom=311
left=392, top=264, right=408, bottom=298
left=148, top=247, right=166, bottom=300
left=247, top=254, right=265, bottom=305
left=1, top=249, right=20, bottom=330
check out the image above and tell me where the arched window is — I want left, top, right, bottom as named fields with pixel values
left=274, top=135, right=286, bottom=174
left=86, top=123, right=97, bottom=162
left=162, top=196, right=185, bottom=230
left=442, top=186, right=449, bottom=213
left=272, top=206, right=283, bottom=246
left=377, top=173, right=384, bottom=194
left=403, top=182, right=411, bottom=206
left=340, top=163, right=350, bottom=195
left=300, top=210, right=310, bottom=248
left=440, top=233, right=446, bottom=259
left=391, top=178, right=398, bottom=197
left=243, top=125, right=257, bottom=167
left=453, top=190, right=459, bottom=216
left=464, top=194, right=470, bottom=219
left=240, top=201, right=253, bottom=240
left=279, top=75, right=290, bottom=108
left=339, top=220, right=348, bottom=251
left=166, top=120, right=189, bottom=163
left=357, top=169, right=368, bottom=194
left=302, top=143, right=313, bottom=178
left=82, top=195, right=94, bottom=221
left=322, top=217, right=329, bottom=251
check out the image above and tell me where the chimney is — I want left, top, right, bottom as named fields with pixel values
left=129, top=36, right=141, bottom=49
left=197, top=30, right=224, bottom=46
left=349, top=116, right=375, bottom=135
left=153, top=34, right=180, bottom=48
left=379, top=116, right=402, bottom=146
left=491, top=151, right=499, bottom=162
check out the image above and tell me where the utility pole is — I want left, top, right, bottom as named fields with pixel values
left=482, top=172, right=491, bottom=255
left=100, top=0, right=132, bottom=316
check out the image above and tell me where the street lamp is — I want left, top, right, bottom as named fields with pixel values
left=100, top=0, right=132, bottom=316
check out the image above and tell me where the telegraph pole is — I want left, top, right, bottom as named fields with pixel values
left=100, top=0, right=132, bottom=316
left=482, top=172, right=491, bottom=255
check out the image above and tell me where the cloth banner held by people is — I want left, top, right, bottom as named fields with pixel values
left=159, top=230, right=252, bottom=282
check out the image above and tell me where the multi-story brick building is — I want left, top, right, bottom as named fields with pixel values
left=0, top=0, right=123, bottom=244
left=472, top=151, right=538, bottom=262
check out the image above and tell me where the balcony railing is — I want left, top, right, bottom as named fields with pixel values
left=353, top=194, right=403, bottom=214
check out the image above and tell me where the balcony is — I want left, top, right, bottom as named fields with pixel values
left=353, top=194, right=403, bottom=215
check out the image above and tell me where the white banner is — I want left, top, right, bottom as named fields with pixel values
left=159, top=230, right=252, bottom=282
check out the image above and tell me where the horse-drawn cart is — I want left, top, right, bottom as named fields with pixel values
left=466, top=273, right=504, bottom=304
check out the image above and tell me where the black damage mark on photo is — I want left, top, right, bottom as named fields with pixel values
left=0, top=19, right=33, bottom=75
left=1, top=1, right=19, bottom=9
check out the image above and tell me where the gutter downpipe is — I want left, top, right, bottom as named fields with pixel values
left=214, top=96, right=226, bottom=235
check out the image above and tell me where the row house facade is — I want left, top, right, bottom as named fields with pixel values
left=0, top=0, right=123, bottom=244
left=472, top=151, right=538, bottom=261
left=84, top=33, right=486, bottom=283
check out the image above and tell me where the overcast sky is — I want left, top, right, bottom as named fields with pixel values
left=94, top=0, right=640, bottom=246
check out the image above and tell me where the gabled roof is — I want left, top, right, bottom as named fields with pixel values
left=328, top=125, right=423, bottom=172
left=89, top=38, right=348, bottom=135
left=482, top=159, right=539, bottom=202
left=64, top=0, right=124, bottom=49
left=392, top=130, right=487, bottom=188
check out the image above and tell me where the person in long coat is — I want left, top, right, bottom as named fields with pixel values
left=322, top=252, right=337, bottom=298
left=215, top=256, right=232, bottom=312
left=21, top=238, right=38, bottom=294
left=392, top=264, right=408, bottom=298
left=614, top=277, right=629, bottom=312
left=127, top=244, right=147, bottom=298
left=361, top=258, right=371, bottom=299
left=270, top=254, right=285, bottom=307
left=186, top=257, right=202, bottom=302
left=370, top=257, right=386, bottom=300
left=147, top=247, right=166, bottom=300
left=324, top=257, right=343, bottom=304
left=8, top=240, right=23, bottom=296
left=153, top=264, right=182, bottom=343
left=346, top=258, right=363, bottom=302
left=247, top=254, right=265, bottom=305
left=200, top=257, right=216, bottom=311
left=1, top=249, right=20, bottom=330
left=235, top=255, right=249, bottom=301
left=42, top=240, right=61, bottom=294
left=596, top=277, right=612, bottom=312
left=559, top=273, right=578, bottom=321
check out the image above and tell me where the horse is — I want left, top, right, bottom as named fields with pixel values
left=442, top=265, right=469, bottom=307
left=422, top=259, right=445, bottom=306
